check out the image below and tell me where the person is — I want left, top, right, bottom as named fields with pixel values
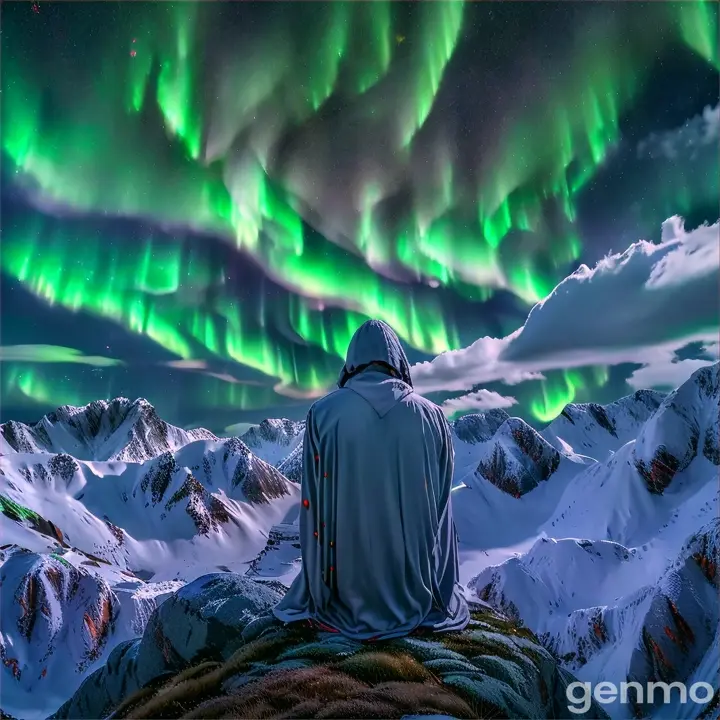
left=273, top=319, right=469, bottom=640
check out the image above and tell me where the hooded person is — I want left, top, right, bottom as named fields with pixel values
left=273, top=319, right=469, bottom=640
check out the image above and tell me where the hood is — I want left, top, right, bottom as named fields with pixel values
left=338, top=320, right=413, bottom=389
left=338, top=320, right=414, bottom=418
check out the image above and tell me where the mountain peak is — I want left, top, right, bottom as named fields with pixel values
left=0, top=397, right=217, bottom=463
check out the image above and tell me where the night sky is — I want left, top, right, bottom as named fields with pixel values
left=1, top=1, right=718, bottom=434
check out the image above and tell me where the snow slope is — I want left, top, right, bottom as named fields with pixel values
left=1, top=364, right=718, bottom=719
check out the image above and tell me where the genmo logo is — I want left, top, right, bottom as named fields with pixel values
left=566, top=680, right=715, bottom=714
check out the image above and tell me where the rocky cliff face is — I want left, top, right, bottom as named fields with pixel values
left=52, top=573, right=607, bottom=720
left=276, top=440, right=304, bottom=483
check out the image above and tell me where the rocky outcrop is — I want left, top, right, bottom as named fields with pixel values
left=0, top=398, right=216, bottom=463
left=223, top=438, right=292, bottom=504
left=0, top=494, right=67, bottom=546
left=632, top=364, right=719, bottom=494
left=52, top=573, right=606, bottom=719
left=50, top=574, right=285, bottom=720
left=475, top=419, right=561, bottom=497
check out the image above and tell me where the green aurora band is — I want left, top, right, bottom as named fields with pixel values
left=1, top=1, right=718, bottom=425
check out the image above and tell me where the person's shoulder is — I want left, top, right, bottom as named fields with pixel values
left=404, top=391, right=448, bottom=423
left=308, top=388, right=346, bottom=416
left=406, top=390, right=442, bottom=414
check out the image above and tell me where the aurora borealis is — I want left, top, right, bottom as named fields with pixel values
left=1, top=1, right=718, bottom=433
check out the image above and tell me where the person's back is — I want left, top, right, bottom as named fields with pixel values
left=273, top=319, right=469, bottom=639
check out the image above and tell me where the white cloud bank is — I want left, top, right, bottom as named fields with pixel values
left=412, top=217, right=720, bottom=394
left=440, top=389, right=518, bottom=417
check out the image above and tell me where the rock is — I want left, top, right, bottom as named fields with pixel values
left=51, top=574, right=282, bottom=719
left=53, top=575, right=607, bottom=719
left=245, top=523, right=301, bottom=580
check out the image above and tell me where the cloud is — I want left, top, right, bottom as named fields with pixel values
left=412, top=217, right=720, bottom=394
left=163, top=360, right=208, bottom=370
left=498, top=371, right=546, bottom=386
left=0, top=345, right=123, bottom=367
left=441, top=389, right=518, bottom=417
left=626, top=339, right=720, bottom=390
left=637, top=103, right=720, bottom=160
left=162, top=360, right=271, bottom=387
left=647, top=217, right=720, bottom=289
left=627, top=356, right=717, bottom=391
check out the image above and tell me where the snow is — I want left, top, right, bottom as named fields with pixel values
left=1, top=363, right=718, bottom=718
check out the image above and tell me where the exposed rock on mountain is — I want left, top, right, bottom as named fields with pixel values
left=0, top=398, right=216, bottom=463
left=245, top=523, right=301, bottom=582
left=632, top=364, right=719, bottom=493
left=276, top=440, right=304, bottom=483
left=52, top=573, right=606, bottom=720
left=475, top=419, right=562, bottom=497
left=0, top=546, right=181, bottom=718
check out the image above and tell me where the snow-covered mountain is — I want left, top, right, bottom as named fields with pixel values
left=0, top=398, right=217, bottom=463
left=0, top=432, right=299, bottom=719
left=240, top=418, right=305, bottom=467
left=540, top=390, right=666, bottom=463
left=0, top=545, right=183, bottom=718
left=466, top=364, right=719, bottom=719
left=1, top=364, right=717, bottom=719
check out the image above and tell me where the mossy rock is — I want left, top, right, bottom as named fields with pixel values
left=52, top=576, right=609, bottom=720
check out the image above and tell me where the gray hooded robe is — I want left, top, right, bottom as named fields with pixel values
left=273, top=319, right=469, bottom=639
